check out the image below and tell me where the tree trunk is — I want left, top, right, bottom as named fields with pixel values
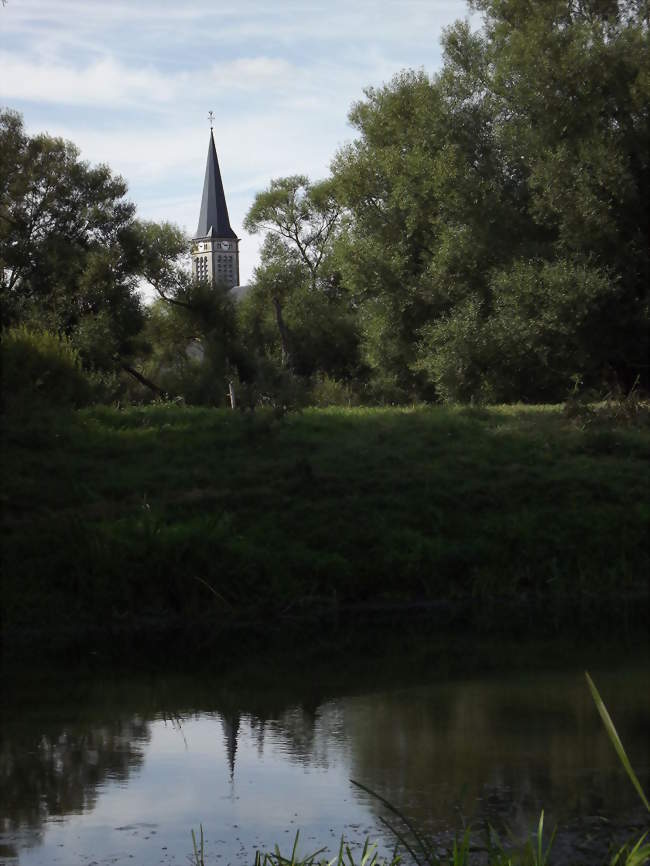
left=272, top=296, right=292, bottom=369
left=121, top=363, right=168, bottom=397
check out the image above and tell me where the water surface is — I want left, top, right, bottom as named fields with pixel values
left=1, top=647, right=648, bottom=865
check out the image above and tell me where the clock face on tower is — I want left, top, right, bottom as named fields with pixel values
left=221, top=241, right=231, bottom=251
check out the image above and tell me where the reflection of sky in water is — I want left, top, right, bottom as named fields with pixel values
left=12, top=713, right=384, bottom=866
left=3, top=666, right=649, bottom=865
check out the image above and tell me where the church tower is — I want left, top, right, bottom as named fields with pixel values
left=191, top=123, right=240, bottom=289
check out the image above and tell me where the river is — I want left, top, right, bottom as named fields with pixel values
left=1, top=639, right=648, bottom=865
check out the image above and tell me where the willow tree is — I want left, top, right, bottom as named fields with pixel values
left=332, top=0, right=649, bottom=401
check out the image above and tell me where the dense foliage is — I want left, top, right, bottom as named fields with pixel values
left=1, top=325, right=99, bottom=408
left=330, top=0, right=649, bottom=401
left=0, top=112, right=236, bottom=405
left=0, top=110, right=144, bottom=375
left=2, top=0, right=648, bottom=407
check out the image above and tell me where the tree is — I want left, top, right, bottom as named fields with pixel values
left=331, top=0, right=649, bottom=400
left=141, top=283, right=243, bottom=406
left=0, top=110, right=144, bottom=376
left=132, top=219, right=191, bottom=307
left=242, top=174, right=360, bottom=387
left=418, top=260, right=616, bottom=402
left=242, top=234, right=307, bottom=369
left=0, top=112, right=240, bottom=401
left=464, top=0, right=650, bottom=384
left=331, top=68, right=520, bottom=396
left=244, top=175, right=340, bottom=292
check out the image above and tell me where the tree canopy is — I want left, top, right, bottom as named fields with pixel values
left=1, top=110, right=145, bottom=372
left=3, top=0, right=648, bottom=407
left=330, top=0, right=648, bottom=401
left=0, top=111, right=234, bottom=403
left=244, top=175, right=341, bottom=292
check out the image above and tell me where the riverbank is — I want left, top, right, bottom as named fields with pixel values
left=2, top=402, right=649, bottom=653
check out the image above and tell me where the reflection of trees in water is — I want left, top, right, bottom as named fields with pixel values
left=229, top=671, right=650, bottom=839
left=266, top=705, right=326, bottom=765
left=244, top=698, right=349, bottom=772
left=0, top=717, right=149, bottom=833
left=338, top=672, right=650, bottom=836
left=0, top=672, right=166, bottom=855
left=1, top=664, right=648, bottom=857
left=0, top=671, right=342, bottom=850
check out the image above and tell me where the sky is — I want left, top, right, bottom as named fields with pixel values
left=1, top=0, right=472, bottom=286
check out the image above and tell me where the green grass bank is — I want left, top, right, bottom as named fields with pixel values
left=2, top=402, right=649, bottom=651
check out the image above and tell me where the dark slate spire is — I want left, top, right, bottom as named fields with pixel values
left=195, top=130, right=237, bottom=240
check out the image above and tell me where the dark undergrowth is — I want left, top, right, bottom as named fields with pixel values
left=2, top=402, right=649, bottom=653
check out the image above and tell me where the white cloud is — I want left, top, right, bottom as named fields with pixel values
left=0, top=54, right=304, bottom=110
left=0, top=54, right=185, bottom=109
left=208, top=57, right=296, bottom=91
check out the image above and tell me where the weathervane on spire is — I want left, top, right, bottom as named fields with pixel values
left=208, top=110, right=215, bottom=130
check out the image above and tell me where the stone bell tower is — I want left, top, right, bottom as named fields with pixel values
left=191, top=116, right=240, bottom=289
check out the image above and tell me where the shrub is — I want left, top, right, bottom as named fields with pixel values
left=310, top=374, right=358, bottom=407
left=1, top=326, right=95, bottom=408
left=417, top=261, right=616, bottom=404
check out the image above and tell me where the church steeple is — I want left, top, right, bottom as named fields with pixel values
left=195, top=130, right=237, bottom=240
left=191, top=119, right=240, bottom=288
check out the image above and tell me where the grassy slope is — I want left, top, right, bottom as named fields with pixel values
left=2, top=403, right=649, bottom=641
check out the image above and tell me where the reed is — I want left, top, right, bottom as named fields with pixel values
left=190, top=823, right=205, bottom=866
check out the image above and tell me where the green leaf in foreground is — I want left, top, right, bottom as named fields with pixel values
left=351, top=778, right=434, bottom=866
left=610, top=832, right=650, bottom=866
left=585, top=672, right=650, bottom=812
left=528, top=810, right=556, bottom=866
left=191, top=823, right=205, bottom=866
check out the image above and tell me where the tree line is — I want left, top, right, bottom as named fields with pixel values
left=2, top=0, right=648, bottom=408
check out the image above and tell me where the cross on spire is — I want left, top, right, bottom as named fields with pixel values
left=208, top=110, right=215, bottom=130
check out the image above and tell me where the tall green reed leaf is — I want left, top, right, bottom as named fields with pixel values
left=191, top=824, right=205, bottom=866
left=526, top=811, right=556, bottom=866
left=610, top=832, right=650, bottom=866
left=586, top=672, right=650, bottom=811
left=351, top=779, right=436, bottom=866
left=450, top=827, right=472, bottom=865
